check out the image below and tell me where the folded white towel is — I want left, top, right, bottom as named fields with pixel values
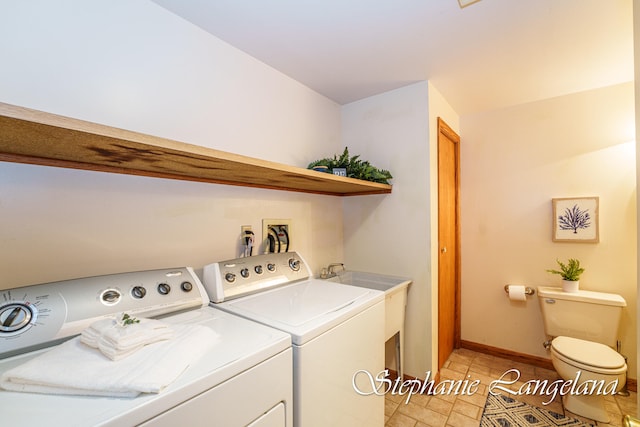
left=0, top=324, right=219, bottom=398
left=80, top=316, right=175, bottom=360
left=80, top=318, right=115, bottom=348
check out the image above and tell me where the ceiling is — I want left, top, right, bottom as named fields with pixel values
left=152, top=0, right=633, bottom=115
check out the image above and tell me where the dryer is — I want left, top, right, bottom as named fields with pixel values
left=0, top=267, right=292, bottom=426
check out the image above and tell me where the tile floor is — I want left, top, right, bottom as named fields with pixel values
left=384, top=348, right=637, bottom=427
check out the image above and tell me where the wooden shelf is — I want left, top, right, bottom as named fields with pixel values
left=0, top=102, right=391, bottom=196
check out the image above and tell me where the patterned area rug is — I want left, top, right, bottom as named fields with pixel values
left=481, top=393, right=594, bottom=427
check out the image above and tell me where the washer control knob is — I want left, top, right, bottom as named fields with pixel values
left=225, top=272, right=236, bottom=283
left=102, top=289, right=121, bottom=304
left=181, top=281, right=193, bottom=292
left=266, top=263, right=276, bottom=272
left=254, top=265, right=263, bottom=274
left=131, top=286, right=147, bottom=299
left=289, top=258, right=301, bottom=271
left=240, top=268, right=250, bottom=278
left=157, top=283, right=171, bottom=295
left=0, top=304, right=33, bottom=333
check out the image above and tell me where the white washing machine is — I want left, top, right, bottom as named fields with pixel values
left=0, top=267, right=292, bottom=426
left=203, top=252, right=385, bottom=427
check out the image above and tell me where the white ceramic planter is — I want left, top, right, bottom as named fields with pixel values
left=562, top=279, right=580, bottom=293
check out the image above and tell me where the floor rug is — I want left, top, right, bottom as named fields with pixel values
left=480, top=393, right=594, bottom=427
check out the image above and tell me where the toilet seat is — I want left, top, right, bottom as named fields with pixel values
left=551, top=336, right=626, bottom=374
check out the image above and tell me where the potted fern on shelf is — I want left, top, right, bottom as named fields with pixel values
left=307, top=147, right=393, bottom=184
left=546, top=258, right=584, bottom=293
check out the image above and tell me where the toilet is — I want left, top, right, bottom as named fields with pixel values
left=538, top=286, right=627, bottom=422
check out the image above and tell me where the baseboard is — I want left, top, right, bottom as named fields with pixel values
left=460, top=340, right=637, bottom=393
left=460, top=340, right=554, bottom=370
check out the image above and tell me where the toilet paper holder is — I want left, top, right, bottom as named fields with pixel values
left=504, top=285, right=535, bottom=296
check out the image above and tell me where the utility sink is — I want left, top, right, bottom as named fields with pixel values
left=323, top=271, right=411, bottom=378
left=326, top=271, right=411, bottom=293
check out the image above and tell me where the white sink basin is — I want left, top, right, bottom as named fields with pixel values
left=323, top=271, right=411, bottom=378
left=325, top=271, right=411, bottom=294
left=324, top=271, right=410, bottom=340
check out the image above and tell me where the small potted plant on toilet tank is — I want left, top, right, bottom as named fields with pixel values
left=546, top=258, right=584, bottom=293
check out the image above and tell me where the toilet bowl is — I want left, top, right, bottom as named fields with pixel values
left=550, top=336, right=626, bottom=422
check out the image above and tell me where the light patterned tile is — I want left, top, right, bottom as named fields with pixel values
left=408, top=392, right=432, bottom=408
left=456, top=389, right=489, bottom=409
left=467, top=363, right=491, bottom=377
left=386, top=396, right=400, bottom=415
left=439, top=367, right=467, bottom=381
left=615, top=391, right=637, bottom=416
left=385, top=349, right=636, bottom=427
left=447, top=352, right=474, bottom=366
left=564, top=409, right=596, bottom=425
left=387, top=391, right=405, bottom=404
left=427, top=396, right=453, bottom=416
left=397, top=402, right=448, bottom=427
left=451, top=399, right=481, bottom=420
left=604, top=398, right=622, bottom=415
left=445, top=410, right=481, bottom=427
left=601, top=412, right=623, bottom=427
left=386, top=411, right=418, bottom=427
left=448, top=361, right=470, bottom=375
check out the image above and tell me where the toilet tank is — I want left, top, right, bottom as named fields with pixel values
left=537, top=286, right=626, bottom=347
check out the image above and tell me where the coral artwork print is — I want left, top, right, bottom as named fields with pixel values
left=552, top=197, right=599, bottom=243
left=558, top=204, right=591, bottom=234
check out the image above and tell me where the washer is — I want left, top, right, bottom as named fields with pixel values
left=203, top=252, right=385, bottom=427
left=0, top=267, right=292, bottom=427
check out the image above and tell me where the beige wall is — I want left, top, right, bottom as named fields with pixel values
left=460, top=82, right=637, bottom=378
left=633, top=0, right=640, bottom=400
left=342, top=82, right=432, bottom=378
left=341, top=81, right=459, bottom=377
left=0, top=1, right=345, bottom=287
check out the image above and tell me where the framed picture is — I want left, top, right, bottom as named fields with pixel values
left=552, top=197, right=599, bottom=243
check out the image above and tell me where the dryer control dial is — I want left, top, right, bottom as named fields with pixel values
left=0, top=302, right=36, bottom=334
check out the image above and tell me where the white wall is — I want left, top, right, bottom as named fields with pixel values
left=461, top=82, right=637, bottom=378
left=341, top=81, right=459, bottom=377
left=0, top=0, right=344, bottom=288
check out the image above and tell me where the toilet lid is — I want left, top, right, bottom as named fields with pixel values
left=552, top=336, right=625, bottom=369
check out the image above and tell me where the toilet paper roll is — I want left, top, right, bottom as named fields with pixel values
left=507, top=285, right=527, bottom=301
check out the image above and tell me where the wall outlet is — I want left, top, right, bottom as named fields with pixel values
left=262, top=219, right=292, bottom=253
left=240, top=225, right=255, bottom=256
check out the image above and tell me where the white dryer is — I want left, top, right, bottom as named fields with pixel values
left=0, top=267, right=292, bottom=427
left=203, top=252, right=385, bottom=427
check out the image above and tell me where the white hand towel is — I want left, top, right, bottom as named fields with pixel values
left=99, top=318, right=174, bottom=350
left=80, top=318, right=117, bottom=348
left=80, top=317, right=175, bottom=360
left=0, top=324, right=219, bottom=398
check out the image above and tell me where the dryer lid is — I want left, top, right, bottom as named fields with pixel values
left=552, top=336, right=625, bottom=369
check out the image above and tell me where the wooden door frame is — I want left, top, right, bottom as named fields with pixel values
left=437, top=117, right=462, bottom=359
